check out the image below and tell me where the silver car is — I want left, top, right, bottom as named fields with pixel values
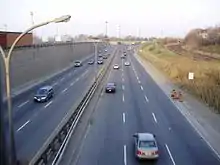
left=133, top=133, right=159, bottom=160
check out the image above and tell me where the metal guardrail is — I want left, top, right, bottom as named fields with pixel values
left=28, top=47, right=117, bottom=165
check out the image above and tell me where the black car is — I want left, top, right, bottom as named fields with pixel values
left=34, top=86, right=54, bottom=102
left=74, top=61, right=82, bottom=67
left=103, top=55, right=108, bottom=59
left=88, top=59, right=94, bottom=65
left=105, top=82, right=116, bottom=93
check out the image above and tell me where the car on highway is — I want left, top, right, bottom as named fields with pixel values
left=121, top=55, right=125, bottom=59
left=133, top=133, right=159, bottom=160
left=124, top=61, right=130, bottom=66
left=97, top=60, right=103, bottom=64
left=103, top=55, right=108, bottom=59
left=123, top=52, right=127, bottom=56
left=105, top=82, right=116, bottom=93
left=88, top=59, right=94, bottom=65
left=113, top=64, right=120, bottom=69
left=105, top=49, right=108, bottom=52
left=34, top=86, right=54, bottom=102
left=74, top=60, right=82, bottom=67
left=98, top=54, right=103, bottom=58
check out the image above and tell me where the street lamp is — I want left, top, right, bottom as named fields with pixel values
left=0, top=14, right=71, bottom=165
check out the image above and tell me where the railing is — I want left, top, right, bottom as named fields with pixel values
left=28, top=47, right=117, bottom=165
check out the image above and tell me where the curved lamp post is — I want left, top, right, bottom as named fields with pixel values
left=0, top=15, right=71, bottom=165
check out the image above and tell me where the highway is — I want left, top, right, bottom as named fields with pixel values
left=62, top=46, right=220, bottom=165
left=4, top=46, right=114, bottom=161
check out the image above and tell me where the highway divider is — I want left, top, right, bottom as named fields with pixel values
left=28, top=46, right=117, bottom=165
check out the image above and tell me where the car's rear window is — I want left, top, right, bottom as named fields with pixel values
left=139, top=140, right=156, bottom=148
left=37, top=89, right=48, bottom=95
left=107, top=83, right=115, bottom=86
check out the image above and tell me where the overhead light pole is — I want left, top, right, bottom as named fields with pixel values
left=0, top=15, right=71, bottom=165
left=105, top=21, right=108, bottom=38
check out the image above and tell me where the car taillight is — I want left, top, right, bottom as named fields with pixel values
left=153, top=150, right=159, bottom=155
left=137, top=150, right=142, bottom=155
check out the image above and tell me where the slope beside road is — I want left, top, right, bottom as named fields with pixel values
left=59, top=47, right=220, bottom=165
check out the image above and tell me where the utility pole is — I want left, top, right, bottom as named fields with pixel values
left=30, top=11, right=35, bottom=44
left=105, top=21, right=108, bottom=38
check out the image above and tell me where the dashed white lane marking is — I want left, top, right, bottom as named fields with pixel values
left=123, top=113, right=126, bottom=123
left=68, top=73, right=72, bottom=76
left=122, top=78, right=124, bottom=82
left=52, top=82, right=58, bottom=86
left=70, top=80, right=76, bottom=86
left=124, top=145, right=127, bottom=165
left=140, top=85, right=144, bottom=90
left=152, top=113, right=158, bottom=123
left=62, top=88, right=68, bottom=93
left=60, top=78, right=65, bottom=82
left=122, top=85, right=125, bottom=90
left=138, top=79, right=141, bottom=84
left=144, top=95, right=149, bottom=102
left=18, top=100, right=29, bottom=108
left=44, top=101, right=53, bottom=108
left=17, top=120, right=30, bottom=132
left=122, top=94, right=125, bottom=102
left=165, top=144, right=176, bottom=165
left=76, top=77, right=80, bottom=81
left=82, top=70, right=89, bottom=77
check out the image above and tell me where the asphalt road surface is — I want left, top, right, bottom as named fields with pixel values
left=4, top=46, right=114, bottom=161
left=70, top=48, right=220, bottom=165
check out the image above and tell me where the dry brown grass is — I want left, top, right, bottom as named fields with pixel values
left=199, top=45, right=220, bottom=54
left=139, top=43, right=220, bottom=113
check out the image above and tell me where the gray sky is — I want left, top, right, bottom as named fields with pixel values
left=1, top=0, right=220, bottom=38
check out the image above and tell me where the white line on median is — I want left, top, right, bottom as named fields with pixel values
left=123, top=113, right=126, bottom=123
left=17, top=100, right=29, bottom=108
left=122, top=85, right=125, bottom=90
left=165, top=144, right=176, bottom=165
left=140, top=85, right=144, bottom=90
left=17, top=120, right=30, bottom=132
left=145, top=95, right=149, bottom=102
left=44, top=101, right=53, bottom=108
left=124, top=145, right=127, bottom=165
left=122, top=94, right=125, bottom=102
left=62, top=88, right=68, bottom=93
left=152, top=113, right=158, bottom=123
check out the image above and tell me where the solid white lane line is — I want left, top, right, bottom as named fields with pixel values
left=144, top=95, right=149, bottom=102
left=152, top=113, right=158, bottom=123
left=17, top=120, right=30, bottom=132
left=44, top=101, right=53, bottom=108
left=140, top=85, right=144, bottom=90
left=165, top=144, right=176, bottom=165
left=123, top=113, right=126, bottom=123
left=122, top=94, right=125, bottom=102
left=122, top=85, right=125, bottom=90
left=18, top=100, right=29, bottom=108
left=62, top=88, right=68, bottom=93
left=124, top=145, right=127, bottom=165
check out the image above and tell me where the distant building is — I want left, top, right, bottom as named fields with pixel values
left=0, top=31, right=33, bottom=48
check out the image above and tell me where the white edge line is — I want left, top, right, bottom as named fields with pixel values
left=17, top=120, right=30, bottom=132
left=18, top=100, right=29, bottom=108
left=152, top=112, right=157, bottom=123
left=165, top=144, right=176, bottom=165
left=44, top=101, right=53, bottom=108
left=124, top=145, right=127, bottom=165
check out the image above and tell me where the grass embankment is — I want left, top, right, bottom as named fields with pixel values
left=139, top=43, right=220, bottom=113
left=199, top=45, right=220, bottom=54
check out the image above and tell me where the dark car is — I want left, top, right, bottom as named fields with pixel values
left=105, top=82, right=116, bottom=93
left=88, top=59, right=94, bottom=65
left=103, top=55, right=108, bottom=59
left=34, top=86, right=54, bottom=102
left=74, top=61, right=82, bottom=67
left=123, top=52, right=127, bottom=56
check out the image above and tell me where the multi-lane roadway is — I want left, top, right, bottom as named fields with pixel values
left=4, top=46, right=114, bottom=161
left=62, top=46, right=220, bottom=165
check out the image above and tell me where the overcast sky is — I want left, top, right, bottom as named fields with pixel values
left=1, top=0, right=220, bottom=38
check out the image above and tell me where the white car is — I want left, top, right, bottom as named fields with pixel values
left=124, top=61, right=130, bottom=66
left=113, top=64, right=119, bottom=69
